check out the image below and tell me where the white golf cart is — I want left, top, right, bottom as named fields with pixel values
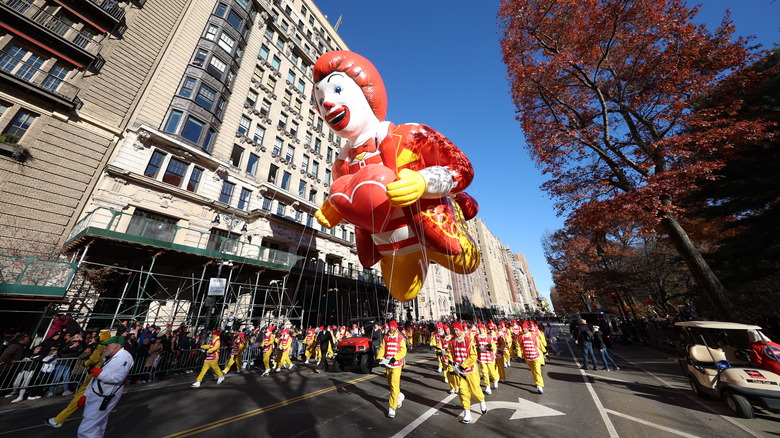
left=675, top=321, right=780, bottom=418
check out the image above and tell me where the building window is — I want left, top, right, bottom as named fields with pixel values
left=187, top=167, right=203, bottom=192
left=262, top=196, right=272, bottom=211
left=268, top=164, right=278, bottom=184
left=238, top=188, right=251, bottom=211
left=281, top=171, right=291, bottom=190
left=193, top=48, right=208, bottom=67
left=204, top=128, right=216, bottom=152
left=195, top=84, right=217, bottom=110
left=215, top=3, right=227, bottom=16
left=215, top=97, right=226, bottom=117
left=278, top=113, right=287, bottom=131
left=265, top=75, right=277, bottom=91
left=259, top=44, right=270, bottom=60
left=301, top=154, right=309, bottom=172
left=127, top=209, right=178, bottom=242
left=311, top=161, right=319, bottom=178
left=326, top=147, right=333, bottom=162
left=180, top=77, right=196, bottom=98
left=218, top=32, right=235, bottom=53
left=207, top=56, right=227, bottom=78
left=246, top=90, right=258, bottom=107
left=285, top=145, right=295, bottom=163
left=290, top=122, right=298, bottom=138
left=4, top=109, right=36, bottom=138
left=298, top=180, right=307, bottom=198
left=163, top=111, right=182, bottom=133
left=314, top=138, right=321, bottom=154
left=144, top=150, right=166, bottom=178
left=287, top=70, right=296, bottom=84
left=252, top=66, right=263, bottom=83
left=162, top=157, right=188, bottom=187
left=42, top=65, right=68, bottom=91
left=315, top=118, right=323, bottom=133
left=325, top=169, right=331, bottom=185
left=273, top=137, right=283, bottom=155
left=276, top=202, right=286, bottom=216
left=230, top=145, right=244, bottom=167
left=296, top=79, right=305, bottom=94
left=219, top=181, right=235, bottom=204
left=181, top=116, right=205, bottom=144
left=237, top=116, right=251, bottom=135
left=227, top=9, right=243, bottom=31
left=271, top=56, right=281, bottom=71
left=246, top=153, right=259, bottom=175
left=308, top=189, right=316, bottom=202
left=293, top=99, right=302, bottom=113
left=260, top=99, right=271, bottom=116
left=283, top=90, right=292, bottom=106
left=205, top=24, right=218, bottom=41
left=253, top=125, right=265, bottom=144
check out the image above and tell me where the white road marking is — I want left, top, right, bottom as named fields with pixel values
left=472, top=397, right=566, bottom=421
left=605, top=409, right=701, bottom=437
left=567, top=342, right=620, bottom=437
left=618, top=353, right=764, bottom=438
left=391, top=393, right=457, bottom=438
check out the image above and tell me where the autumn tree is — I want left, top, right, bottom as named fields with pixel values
left=499, top=0, right=773, bottom=320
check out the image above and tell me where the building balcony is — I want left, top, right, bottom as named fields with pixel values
left=0, top=0, right=103, bottom=67
left=64, top=207, right=303, bottom=271
left=84, top=0, right=125, bottom=22
left=0, top=48, right=82, bottom=109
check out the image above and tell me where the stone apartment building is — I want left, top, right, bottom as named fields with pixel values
left=0, top=0, right=399, bottom=333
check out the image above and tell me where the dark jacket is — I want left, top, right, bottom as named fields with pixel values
left=592, top=329, right=605, bottom=350
left=577, top=326, right=594, bottom=344
left=316, top=330, right=334, bottom=352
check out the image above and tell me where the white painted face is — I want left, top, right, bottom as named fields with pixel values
left=314, top=71, right=378, bottom=139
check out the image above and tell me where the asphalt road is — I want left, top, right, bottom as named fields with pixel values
left=2, top=327, right=779, bottom=437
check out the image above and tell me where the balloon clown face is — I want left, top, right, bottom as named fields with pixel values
left=314, top=72, right=378, bottom=140
left=312, top=50, right=480, bottom=304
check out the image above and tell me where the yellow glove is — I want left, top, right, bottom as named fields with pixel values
left=315, top=199, right=343, bottom=228
left=386, top=169, right=425, bottom=207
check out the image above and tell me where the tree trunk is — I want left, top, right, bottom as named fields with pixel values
left=659, top=213, right=736, bottom=321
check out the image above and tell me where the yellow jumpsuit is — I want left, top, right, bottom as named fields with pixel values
left=447, top=335, right=485, bottom=410
left=223, top=339, right=246, bottom=373
left=53, top=343, right=106, bottom=425
left=377, top=331, right=408, bottom=411
left=261, top=332, right=276, bottom=371
left=274, top=335, right=292, bottom=369
left=196, top=338, right=223, bottom=382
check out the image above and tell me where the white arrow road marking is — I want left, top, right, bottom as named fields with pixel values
left=391, top=393, right=457, bottom=438
left=471, top=397, right=566, bottom=422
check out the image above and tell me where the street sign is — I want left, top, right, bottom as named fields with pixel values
left=208, top=278, right=227, bottom=296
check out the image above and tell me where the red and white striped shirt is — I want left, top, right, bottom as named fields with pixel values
left=475, top=334, right=496, bottom=363
left=205, top=339, right=220, bottom=361
left=450, top=336, right=474, bottom=374
left=383, top=333, right=405, bottom=368
left=520, top=334, right=540, bottom=361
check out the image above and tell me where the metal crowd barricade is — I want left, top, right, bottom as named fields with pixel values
left=0, top=356, right=88, bottom=396
left=2, top=344, right=268, bottom=397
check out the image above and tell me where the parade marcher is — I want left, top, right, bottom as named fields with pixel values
left=376, top=321, right=407, bottom=419
left=303, top=329, right=317, bottom=363
left=191, top=330, right=224, bottom=387
left=74, top=335, right=134, bottom=438
left=592, top=326, right=619, bottom=371
left=274, top=329, right=293, bottom=372
left=520, top=323, right=545, bottom=394
left=315, top=326, right=334, bottom=373
left=495, top=325, right=508, bottom=383
left=510, top=320, right=522, bottom=365
left=223, top=332, right=246, bottom=374
left=447, top=322, right=487, bottom=424
left=433, top=323, right=447, bottom=373
left=475, top=323, right=499, bottom=394
left=260, top=326, right=276, bottom=376
left=46, top=330, right=111, bottom=429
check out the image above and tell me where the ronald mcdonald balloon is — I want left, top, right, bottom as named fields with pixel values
left=313, top=51, right=480, bottom=303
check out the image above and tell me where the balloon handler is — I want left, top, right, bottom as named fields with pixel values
left=376, top=321, right=407, bottom=419
left=191, top=330, right=224, bottom=387
left=447, top=322, right=487, bottom=424
left=46, top=330, right=112, bottom=429
left=312, top=50, right=481, bottom=303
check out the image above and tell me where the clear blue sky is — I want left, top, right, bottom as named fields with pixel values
left=314, top=1, right=779, bottom=309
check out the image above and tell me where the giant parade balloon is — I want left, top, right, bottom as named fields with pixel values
left=312, top=51, right=480, bottom=303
